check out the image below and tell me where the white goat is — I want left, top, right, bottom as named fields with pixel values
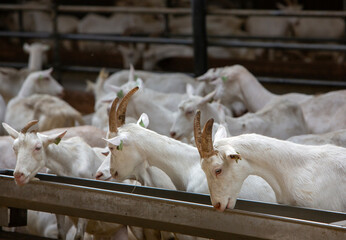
left=199, top=66, right=346, bottom=134
left=4, top=69, right=85, bottom=131
left=194, top=111, right=346, bottom=212
left=0, top=125, right=106, bottom=171
left=9, top=94, right=84, bottom=132
left=299, top=90, right=346, bottom=134
left=224, top=98, right=309, bottom=139
left=170, top=86, right=231, bottom=141
left=105, top=65, right=197, bottom=94
left=197, top=65, right=311, bottom=113
left=0, top=42, right=49, bottom=102
left=103, top=87, right=276, bottom=204
left=2, top=120, right=127, bottom=240
left=171, top=89, right=309, bottom=140
left=23, top=42, right=50, bottom=71
left=287, top=129, right=346, bottom=148
left=95, top=154, right=204, bottom=240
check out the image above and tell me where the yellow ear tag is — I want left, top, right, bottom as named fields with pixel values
left=117, top=140, right=123, bottom=151
left=54, top=137, right=61, bottom=145
left=235, top=151, right=242, bottom=163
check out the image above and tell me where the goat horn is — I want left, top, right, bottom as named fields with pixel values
left=21, top=120, right=39, bottom=133
left=109, top=98, right=119, bottom=133
left=201, top=118, right=217, bottom=159
left=194, top=110, right=203, bottom=157
left=116, top=86, right=139, bottom=127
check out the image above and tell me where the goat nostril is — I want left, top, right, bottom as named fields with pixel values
left=114, top=171, right=118, bottom=178
left=170, top=132, right=176, bottom=138
left=214, top=202, right=221, bottom=209
left=14, top=172, right=23, bottom=178
left=95, top=172, right=103, bottom=180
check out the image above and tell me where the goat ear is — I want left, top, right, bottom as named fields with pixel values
left=135, top=78, right=143, bottom=88
left=225, top=151, right=242, bottom=163
left=214, top=124, right=227, bottom=142
left=23, top=43, right=30, bottom=53
left=85, top=80, right=95, bottom=92
left=43, top=68, right=53, bottom=76
left=102, top=151, right=109, bottom=156
left=39, top=131, right=67, bottom=146
left=199, top=90, right=216, bottom=106
left=186, top=83, right=194, bottom=97
left=2, top=123, right=19, bottom=139
left=128, top=64, right=135, bottom=82
left=103, top=135, right=128, bottom=146
left=137, top=113, right=149, bottom=128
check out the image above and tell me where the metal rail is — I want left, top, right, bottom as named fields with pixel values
left=0, top=2, right=345, bottom=81
left=0, top=171, right=345, bottom=240
left=1, top=4, right=346, bottom=18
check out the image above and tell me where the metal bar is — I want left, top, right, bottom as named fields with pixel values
left=60, top=33, right=193, bottom=45
left=1, top=170, right=345, bottom=224
left=0, top=4, right=50, bottom=11
left=0, top=61, right=344, bottom=88
left=1, top=31, right=344, bottom=52
left=206, top=35, right=346, bottom=44
left=163, top=0, right=172, bottom=37
left=0, top=229, right=56, bottom=240
left=0, top=31, right=52, bottom=39
left=191, top=0, right=208, bottom=76
left=51, top=0, right=61, bottom=83
left=0, top=175, right=345, bottom=239
left=208, top=9, right=346, bottom=18
left=57, top=5, right=190, bottom=15
left=209, top=39, right=346, bottom=51
left=1, top=4, right=345, bottom=18
left=258, top=77, right=346, bottom=87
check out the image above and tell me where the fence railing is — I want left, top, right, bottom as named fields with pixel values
left=0, top=170, right=345, bottom=240
left=0, top=1, right=345, bottom=85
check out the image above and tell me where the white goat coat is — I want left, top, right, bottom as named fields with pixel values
left=108, top=123, right=276, bottom=203
left=213, top=134, right=346, bottom=211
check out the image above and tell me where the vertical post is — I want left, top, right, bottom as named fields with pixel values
left=163, top=0, right=172, bottom=37
left=191, top=0, right=208, bottom=77
left=17, top=0, right=24, bottom=47
left=344, top=0, right=346, bottom=43
left=51, top=0, right=61, bottom=83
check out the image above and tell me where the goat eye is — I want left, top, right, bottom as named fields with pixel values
left=215, top=169, right=222, bottom=176
left=186, top=110, right=194, bottom=116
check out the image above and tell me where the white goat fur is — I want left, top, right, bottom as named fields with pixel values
left=224, top=98, right=309, bottom=139
left=200, top=129, right=346, bottom=212
left=105, top=67, right=197, bottom=94
left=4, top=69, right=84, bottom=131
left=287, top=129, right=346, bottom=148
left=6, top=94, right=84, bottom=132
left=104, top=115, right=276, bottom=203
left=198, top=65, right=346, bottom=134
left=170, top=88, right=232, bottom=141
left=197, top=65, right=311, bottom=113
left=0, top=125, right=106, bottom=171
left=96, top=155, right=203, bottom=240
left=0, top=42, right=49, bottom=102
left=2, top=122, right=128, bottom=239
